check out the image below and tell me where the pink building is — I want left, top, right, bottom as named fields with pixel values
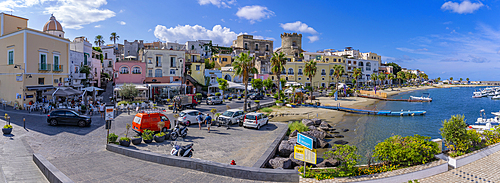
left=254, top=74, right=270, bottom=80
left=114, top=61, right=146, bottom=84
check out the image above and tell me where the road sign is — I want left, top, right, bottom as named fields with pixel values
left=294, top=145, right=317, bottom=164
left=105, top=106, right=114, bottom=121
left=297, top=132, right=314, bottom=150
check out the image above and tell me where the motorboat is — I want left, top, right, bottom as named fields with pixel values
left=410, top=93, right=432, bottom=101
left=492, top=95, right=500, bottom=100
left=475, top=109, right=500, bottom=123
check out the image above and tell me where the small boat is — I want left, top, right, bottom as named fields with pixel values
left=410, top=93, right=432, bottom=101
left=492, top=95, right=500, bottom=100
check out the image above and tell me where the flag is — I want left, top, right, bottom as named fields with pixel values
left=334, top=90, right=338, bottom=101
left=343, top=85, right=346, bottom=96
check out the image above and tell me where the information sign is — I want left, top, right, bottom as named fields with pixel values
left=105, top=106, right=114, bottom=121
left=297, top=132, right=314, bottom=150
left=294, top=145, right=317, bottom=164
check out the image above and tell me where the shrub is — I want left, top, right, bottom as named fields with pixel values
left=80, top=105, right=87, bottom=110
left=323, top=144, right=361, bottom=176
left=228, top=97, right=232, bottom=100
left=195, top=93, right=202, bottom=100
left=440, top=115, right=471, bottom=156
left=373, top=134, right=439, bottom=166
left=108, top=133, right=118, bottom=142
left=288, top=121, right=309, bottom=133
left=142, top=129, right=154, bottom=140
left=254, top=100, right=260, bottom=103
left=275, top=100, right=283, bottom=104
left=119, top=137, right=130, bottom=142
left=117, top=101, right=129, bottom=106
left=260, top=108, right=273, bottom=113
left=215, top=92, right=221, bottom=96
left=3, top=124, right=12, bottom=129
left=274, top=93, right=279, bottom=98
left=156, top=132, right=166, bottom=137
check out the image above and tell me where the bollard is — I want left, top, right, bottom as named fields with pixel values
left=23, top=118, right=25, bottom=129
left=7, top=116, right=10, bottom=125
left=128, top=107, right=130, bottom=115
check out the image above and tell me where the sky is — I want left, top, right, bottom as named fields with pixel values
left=1, top=0, right=500, bottom=81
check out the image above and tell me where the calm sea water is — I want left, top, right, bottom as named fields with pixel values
left=345, top=86, right=500, bottom=163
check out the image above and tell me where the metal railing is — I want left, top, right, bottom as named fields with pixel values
left=53, top=65, right=63, bottom=72
left=39, top=63, right=51, bottom=71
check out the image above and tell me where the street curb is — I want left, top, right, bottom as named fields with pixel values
left=33, top=153, right=74, bottom=183
left=106, top=144, right=299, bottom=182
left=253, top=121, right=290, bottom=168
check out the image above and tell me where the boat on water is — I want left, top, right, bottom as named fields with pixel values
left=410, top=93, right=432, bottom=101
left=492, top=95, right=500, bottom=100
left=475, top=109, right=500, bottom=123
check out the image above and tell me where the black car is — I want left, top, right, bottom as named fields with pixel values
left=249, top=93, right=265, bottom=100
left=47, top=109, right=91, bottom=127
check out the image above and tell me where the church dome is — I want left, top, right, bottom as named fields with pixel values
left=43, top=14, right=63, bottom=32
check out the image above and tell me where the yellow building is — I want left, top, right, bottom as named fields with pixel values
left=212, top=54, right=232, bottom=69
left=0, top=14, right=70, bottom=107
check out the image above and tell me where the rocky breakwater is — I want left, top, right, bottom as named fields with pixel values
left=267, top=118, right=347, bottom=170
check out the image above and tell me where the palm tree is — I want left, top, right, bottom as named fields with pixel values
left=387, top=73, right=395, bottom=90
left=459, top=78, right=463, bottom=84
left=333, top=64, right=345, bottom=92
left=411, top=73, right=417, bottom=87
left=233, top=51, right=258, bottom=112
left=94, top=35, right=105, bottom=47
left=352, top=68, right=362, bottom=91
left=449, top=77, right=453, bottom=85
left=466, top=78, right=470, bottom=84
left=270, top=52, right=287, bottom=100
left=397, top=72, right=404, bottom=88
left=378, top=73, right=386, bottom=89
left=304, top=60, right=317, bottom=102
left=404, top=72, right=411, bottom=86
left=371, top=74, right=378, bottom=88
left=110, top=32, right=120, bottom=45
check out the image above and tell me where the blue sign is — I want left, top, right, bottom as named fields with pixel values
left=297, top=133, right=313, bottom=150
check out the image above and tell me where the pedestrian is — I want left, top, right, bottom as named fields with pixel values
left=204, top=113, right=212, bottom=133
left=197, top=112, right=203, bottom=130
left=100, top=103, right=105, bottom=118
left=173, top=101, right=177, bottom=113
left=89, top=103, right=93, bottom=116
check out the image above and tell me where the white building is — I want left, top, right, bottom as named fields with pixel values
left=101, top=45, right=116, bottom=77
left=356, top=59, right=379, bottom=85
left=185, top=40, right=212, bottom=59
left=165, top=42, right=185, bottom=51
left=69, top=37, right=93, bottom=88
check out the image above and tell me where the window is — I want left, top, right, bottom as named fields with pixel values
left=366, top=62, right=371, bottom=71
left=244, top=43, right=248, bottom=50
left=148, top=59, right=152, bottom=64
left=120, top=66, right=129, bottom=74
left=322, top=78, right=325, bottom=80
left=170, top=57, right=176, bottom=67
left=333, top=59, right=336, bottom=62
left=108, top=61, right=112, bottom=67
left=307, top=77, right=309, bottom=80
left=298, top=77, right=301, bottom=80
left=298, top=69, right=303, bottom=75
left=191, top=45, right=195, bottom=50
left=285, top=77, right=288, bottom=81
left=222, top=58, right=227, bottom=62
left=292, top=41, right=297, bottom=46
left=321, top=69, right=326, bottom=76
left=170, top=69, right=176, bottom=75
left=326, top=58, right=329, bottom=62
left=40, top=53, right=47, bottom=70
left=196, top=65, right=200, bottom=71
left=255, top=44, right=259, bottom=50
left=330, top=69, right=334, bottom=76
left=155, top=56, right=161, bottom=67
left=155, top=69, right=162, bottom=77
left=266, top=45, right=269, bottom=51
left=84, top=54, right=88, bottom=65
left=358, top=62, right=363, bottom=66
left=53, top=55, right=60, bottom=71
left=132, top=67, right=141, bottom=74
left=322, top=83, right=326, bottom=88
left=8, top=50, right=14, bottom=65
left=38, top=78, right=44, bottom=85
left=148, top=69, right=152, bottom=77
left=105, top=53, right=108, bottom=59
left=288, top=68, right=294, bottom=75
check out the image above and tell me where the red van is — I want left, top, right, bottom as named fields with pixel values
left=132, top=112, right=171, bottom=134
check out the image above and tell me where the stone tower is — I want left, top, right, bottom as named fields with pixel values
left=280, top=33, right=302, bottom=57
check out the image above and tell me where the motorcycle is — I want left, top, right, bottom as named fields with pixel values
left=170, top=142, right=194, bottom=157
left=170, top=122, right=188, bottom=141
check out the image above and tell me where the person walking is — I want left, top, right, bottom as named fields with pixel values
left=173, top=101, right=177, bottom=113
left=89, top=103, right=93, bottom=116
left=204, top=114, right=212, bottom=133
left=100, top=103, right=105, bottom=119
left=196, top=112, right=203, bottom=130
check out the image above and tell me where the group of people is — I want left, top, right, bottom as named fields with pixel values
left=196, top=112, right=213, bottom=133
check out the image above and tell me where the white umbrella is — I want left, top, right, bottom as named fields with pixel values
left=81, top=86, right=104, bottom=91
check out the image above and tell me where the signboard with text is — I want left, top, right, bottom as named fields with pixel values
left=297, top=132, right=313, bottom=150
left=105, top=106, right=114, bottom=121
left=294, top=145, right=317, bottom=164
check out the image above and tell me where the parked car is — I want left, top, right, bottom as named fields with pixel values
left=243, top=112, right=269, bottom=130
left=249, top=93, right=265, bottom=100
left=132, top=111, right=171, bottom=134
left=177, top=110, right=206, bottom=126
left=46, top=109, right=91, bottom=127
left=206, top=96, right=223, bottom=105
left=217, top=109, right=245, bottom=125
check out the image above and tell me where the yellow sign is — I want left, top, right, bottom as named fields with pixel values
left=294, top=145, right=317, bottom=164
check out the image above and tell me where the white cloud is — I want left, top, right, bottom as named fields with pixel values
left=221, top=19, right=225, bottom=22
left=236, top=5, right=274, bottom=24
left=253, top=35, right=275, bottom=40
left=197, top=0, right=235, bottom=8
left=441, top=0, right=483, bottom=14
left=280, top=21, right=318, bottom=34
left=154, top=24, right=240, bottom=45
left=94, top=25, right=101, bottom=28
left=118, top=21, right=126, bottom=25
left=0, top=0, right=116, bottom=29
left=307, top=35, right=319, bottom=43
left=148, top=29, right=152, bottom=32
left=119, top=9, right=124, bottom=13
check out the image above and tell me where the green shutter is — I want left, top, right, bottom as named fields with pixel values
left=8, top=51, right=13, bottom=65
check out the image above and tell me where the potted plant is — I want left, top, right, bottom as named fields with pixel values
left=2, top=124, right=12, bottom=135
left=80, top=104, right=87, bottom=114
left=168, top=105, right=173, bottom=110
left=255, top=100, right=261, bottom=109
left=276, top=100, right=284, bottom=106
left=142, top=129, right=154, bottom=143
left=154, top=132, right=166, bottom=143
left=228, top=97, right=232, bottom=101
left=131, top=136, right=142, bottom=145
left=238, top=96, right=242, bottom=100
left=108, top=133, right=118, bottom=144
left=119, top=124, right=131, bottom=146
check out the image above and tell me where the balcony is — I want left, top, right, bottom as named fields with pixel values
left=72, top=73, right=86, bottom=80
left=132, top=71, right=142, bottom=74
left=297, top=72, right=303, bottom=76
left=155, top=64, right=162, bottom=67
left=321, top=72, right=326, bottom=76
left=120, top=71, right=129, bottom=74
left=288, top=72, right=294, bottom=75
left=53, top=65, right=63, bottom=72
left=39, top=63, right=51, bottom=71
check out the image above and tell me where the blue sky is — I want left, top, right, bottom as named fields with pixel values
left=1, top=0, right=499, bottom=81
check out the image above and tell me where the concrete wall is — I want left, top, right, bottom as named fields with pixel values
left=449, top=142, right=500, bottom=168
left=358, top=161, right=448, bottom=183
left=253, top=121, right=290, bottom=168
left=106, top=144, right=298, bottom=182
left=33, top=153, right=74, bottom=183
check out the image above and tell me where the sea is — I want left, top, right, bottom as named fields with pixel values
left=336, top=86, right=500, bottom=163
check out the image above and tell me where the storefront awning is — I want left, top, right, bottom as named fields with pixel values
left=26, top=85, right=55, bottom=91
left=147, top=83, right=185, bottom=87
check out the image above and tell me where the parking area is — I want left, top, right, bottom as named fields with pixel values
left=110, top=112, right=287, bottom=167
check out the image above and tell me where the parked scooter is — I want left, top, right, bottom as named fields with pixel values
left=170, top=142, right=194, bottom=157
left=170, top=122, right=188, bottom=141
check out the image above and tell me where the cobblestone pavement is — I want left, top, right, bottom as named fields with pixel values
left=50, top=150, right=274, bottom=183
left=420, top=150, right=500, bottom=183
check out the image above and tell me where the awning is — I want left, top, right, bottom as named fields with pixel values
left=147, top=83, right=184, bottom=87
left=26, top=85, right=56, bottom=91
left=114, top=84, right=148, bottom=91
left=209, top=81, right=245, bottom=89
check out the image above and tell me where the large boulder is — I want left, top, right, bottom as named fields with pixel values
left=268, top=157, right=294, bottom=169
left=317, top=138, right=330, bottom=148
left=289, top=152, right=302, bottom=165
left=289, top=137, right=297, bottom=144
left=311, top=118, right=322, bottom=126
left=303, top=130, right=327, bottom=140
left=289, top=130, right=298, bottom=137
left=319, top=121, right=332, bottom=128
left=302, top=119, right=314, bottom=126
left=316, top=158, right=340, bottom=168
left=278, top=140, right=295, bottom=157
left=308, top=126, right=317, bottom=131
left=333, top=140, right=349, bottom=145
